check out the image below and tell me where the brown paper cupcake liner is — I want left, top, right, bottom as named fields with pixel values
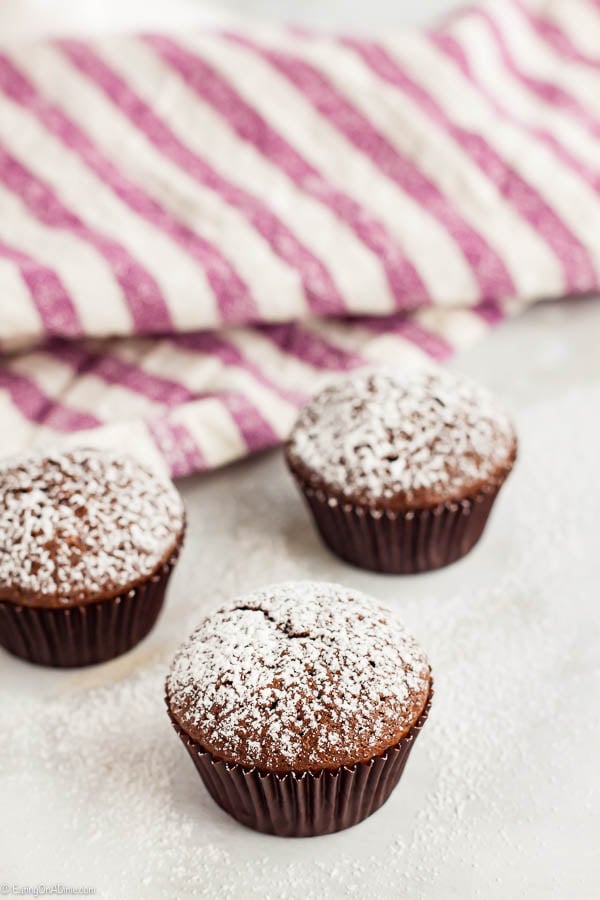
left=0, top=542, right=182, bottom=668
left=167, top=686, right=433, bottom=838
left=295, top=480, right=501, bottom=574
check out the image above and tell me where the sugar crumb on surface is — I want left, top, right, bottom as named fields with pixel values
left=1, top=385, right=598, bottom=899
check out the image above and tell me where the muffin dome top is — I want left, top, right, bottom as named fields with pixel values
left=166, top=581, right=430, bottom=773
left=286, top=369, right=516, bottom=509
left=0, top=449, right=184, bottom=607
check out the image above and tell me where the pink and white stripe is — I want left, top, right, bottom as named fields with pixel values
left=0, top=0, right=598, bottom=476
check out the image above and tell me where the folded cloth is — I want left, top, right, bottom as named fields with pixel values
left=0, top=0, right=598, bottom=476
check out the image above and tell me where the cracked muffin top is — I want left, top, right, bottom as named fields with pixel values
left=0, top=448, right=185, bottom=608
left=286, top=369, right=517, bottom=510
left=166, top=581, right=431, bottom=773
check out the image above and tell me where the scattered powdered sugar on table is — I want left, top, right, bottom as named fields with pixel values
left=0, top=384, right=598, bottom=899
left=167, top=582, right=430, bottom=771
left=287, top=370, right=516, bottom=505
left=0, top=448, right=184, bottom=605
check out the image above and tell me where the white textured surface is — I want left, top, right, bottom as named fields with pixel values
left=2, top=297, right=599, bottom=900
left=0, top=0, right=460, bottom=38
left=0, top=2, right=599, bottom=900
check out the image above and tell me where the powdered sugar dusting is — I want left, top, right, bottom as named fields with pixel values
left=1, top=380, right=598, bottom=898
left=0, top=448, right=184, bottom=606
left=287, top=370, right=516, bottom=506
left=167, top=581, right=430, bottom=772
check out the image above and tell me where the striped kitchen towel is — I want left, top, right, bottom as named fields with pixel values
left=0, top=0, right=598, bottom=476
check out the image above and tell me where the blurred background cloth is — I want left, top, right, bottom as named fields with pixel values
left=0, top=0, right=598, bottom=476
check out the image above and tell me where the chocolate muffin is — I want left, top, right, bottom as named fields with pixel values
left=285, top=369, right=517, bottom=573
left=166, top=581, right=432, bottom=837
left=0, top=448, right=185, bottom=667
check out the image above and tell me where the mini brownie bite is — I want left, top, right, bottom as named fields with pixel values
left=0, top=448, right=185, bottom=667
left=166, top=581, right=432, bottom=836
left=285, top=369, right=517, bottom=573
